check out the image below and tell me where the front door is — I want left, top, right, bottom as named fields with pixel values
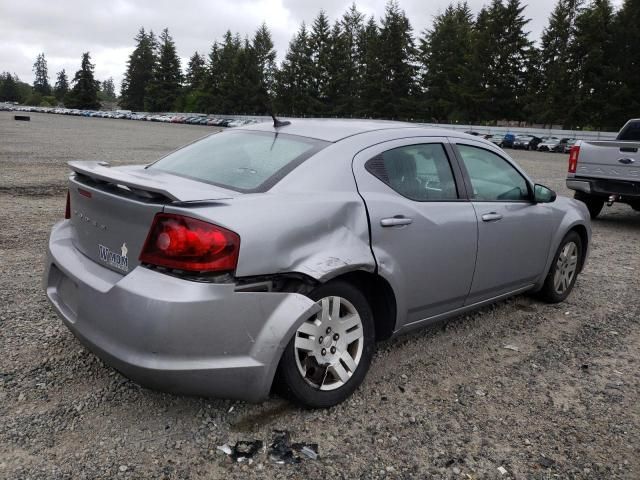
left=452, top=141, right=554, bottom=304
left=352, top=138, right=478, bottom=328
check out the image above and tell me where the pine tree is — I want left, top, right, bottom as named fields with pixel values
left=194, top=42, right=223, bottom=113
left=570, top=0, right=616, bottom=129
left=32, top=53, right=51, bottom=96
left=54, top=70, right=69, bottom=101
left=185, top=52, right=206, bottom=90
left=232, top=38, right=263, bottom=113
left=145, top=28, right=182, bottom=112
left=420, top=2, right=475, bottom=122
left=276, top=23, right=314, bottom=115
left=358, top=16, right=383, bottom=116
left=376, top=1, right=417, bottom=118
left=120, top=28, right=157, bottom=110
left=499, top=0, right=535, bottom=122
left=217, top=31, right=242, bottom=113
left=65, top=52, right=101, bottom=109
left=252, top=23, right=277, bottom=103
left=612, top=0, right=640, bottom=127
left=469, top=0, right=534, bottom=122
left=327, top=4, right=365, bottom=115
left=468, top=5, right=497, bottom=121
left=101, top=77, right=117, bottom=101
left=309, top=10, right=332, bottom=114
left=0, top=72, right=20, bottom=102
left=537, top=0, right=581, bottom=127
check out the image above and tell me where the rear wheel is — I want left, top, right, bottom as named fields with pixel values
left=538, top=231, right=582, bottom=303
left=574, top=191, right=604, bottom=219
left=278, top=281, right=375, bottom=408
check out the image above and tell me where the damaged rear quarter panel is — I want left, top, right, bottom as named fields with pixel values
left=163, top=142, right=377, bottom=282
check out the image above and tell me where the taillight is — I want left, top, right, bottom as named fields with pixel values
left=139, top=213, right=240, bottom=273
left=65, top=190, right=71, bottom=219
left=568, top=145, right=580, bottom=173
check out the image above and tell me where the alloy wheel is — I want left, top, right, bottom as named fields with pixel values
left=293, top=296, right=364, bottom=391
left=553, top=241, right=578, bottom=294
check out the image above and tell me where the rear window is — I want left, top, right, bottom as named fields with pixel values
left=148, top=130, right=327, bottom=192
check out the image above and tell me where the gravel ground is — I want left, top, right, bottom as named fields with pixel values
left=1, top=112, right=638, bottom=479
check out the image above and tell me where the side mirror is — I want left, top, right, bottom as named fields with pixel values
left=533, top=184, right=557, bottom=203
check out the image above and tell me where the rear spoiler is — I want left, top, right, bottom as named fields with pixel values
left=68, top=161, right=235, bottom=203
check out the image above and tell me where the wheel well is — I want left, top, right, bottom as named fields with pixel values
left=329, top=270, right=397, bottom=341
left=570, top=225, right=589, bottom=272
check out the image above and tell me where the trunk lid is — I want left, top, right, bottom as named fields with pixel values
left=576, top=140, right=640, bottom=181
left=67, top=161, right=237, bottom=275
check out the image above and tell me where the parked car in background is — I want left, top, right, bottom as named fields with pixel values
left=537, top=137, right=561, bottom=152
left=559, top=138, right=577, bottom=153
left=501, top=133, right=516, bottom=148
left=488, top=134, right=505, bottom=146
left=567, top=118, right=640, bottom=218
left=513, top=135, right=542, bottom=150
left=44, top=120, right=591, bottom=408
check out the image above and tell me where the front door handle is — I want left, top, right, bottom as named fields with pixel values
left=481, top=212, right=503, bottom=222
left=380, top=215, right=413, bottom=227
left=618, top=158, right=635, bottom=165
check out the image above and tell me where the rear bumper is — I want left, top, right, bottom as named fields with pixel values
left=44, top=221, right=317, bottom=402
left=566, top=177, right=640, bottom=200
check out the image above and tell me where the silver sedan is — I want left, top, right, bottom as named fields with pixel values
left=44, top=120, right=591, bottom=407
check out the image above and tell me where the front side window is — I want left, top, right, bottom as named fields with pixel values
left=365, top=143, right=458, bottom=201
left=149, top=130, right=327, bottom=192
left=457, top=145, right=530, bottom=201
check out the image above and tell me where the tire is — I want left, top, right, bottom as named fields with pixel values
left=574, top=191, right=604, bottom=219
left=278, top=280, right=376, bottom=408
left=538, top=231, right=583, bottom=303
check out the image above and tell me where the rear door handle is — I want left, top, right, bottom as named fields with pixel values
left=380, top=216, right=413, bottom=227
left=481, top=212, right=503, bottom=222
left=618, top=158, right=635, bottom=164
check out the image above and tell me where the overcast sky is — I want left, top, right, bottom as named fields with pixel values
left=0, top=0, right=624, bottom=91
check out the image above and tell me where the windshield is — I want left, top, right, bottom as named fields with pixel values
left=149, top=130, right=328, bottom=192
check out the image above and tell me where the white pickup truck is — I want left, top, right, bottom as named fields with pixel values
left=566, top=119, right=640, bottom=218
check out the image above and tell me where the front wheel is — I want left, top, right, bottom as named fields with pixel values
left=538, top=231, right=583, bottom=303
left=574, top=191, right=604, bottom=219
left=278, top=281, right=375, bottom=408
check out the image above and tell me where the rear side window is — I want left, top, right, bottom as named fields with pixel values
left=149, top=131, right=327, bottom=192
left=366, top=143, right=458, bottom=201
left=617, top=121, right=640, bottom=141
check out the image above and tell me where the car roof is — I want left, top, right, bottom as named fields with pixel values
left=237, top=118, right=452, bottom=142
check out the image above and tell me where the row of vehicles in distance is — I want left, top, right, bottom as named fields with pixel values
left=467, top=131, right=577, bottom=153
left=1, top=104, right=258, bottom=128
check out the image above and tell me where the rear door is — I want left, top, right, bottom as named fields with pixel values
left=451, top=139, right=554, bottom=303
left=352, top=137, right=477, bottom=327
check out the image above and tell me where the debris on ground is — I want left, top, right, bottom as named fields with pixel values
left=269, top=430, right=319, bottom=464
left=503, top=344, right=520, bottom=352
left=498, top=466, right=508, bottom=475
left=217, top=432, right=318, bottom=465
left=217, top=440, right=263, bottom=463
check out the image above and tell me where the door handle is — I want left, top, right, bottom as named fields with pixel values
left=618, top=158, right=635, bottom=165
left=481, top=212, right=503, bottom=222
left=380, top=216, right=413, bottom=227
